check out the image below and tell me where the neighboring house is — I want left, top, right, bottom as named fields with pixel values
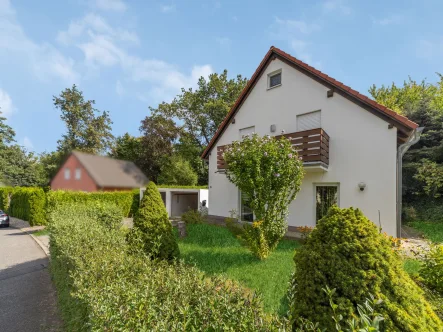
left=202, top=46, right=421, bottom=237
left=51, top=151, right=148, bottom=192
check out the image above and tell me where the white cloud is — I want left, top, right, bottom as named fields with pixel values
left=322, top=0, right=351, bottom=15
left=274, top=17, right=320, bottom=35
left=216, top=37, right=231, bottom=48
left=57, top=13, right=139, bottom=46
left=58, top=13, right=213, bottom=101
left=161, top=4, right=176, bottom=13
left=0, top=88, right=14, bottom=117
left=270, top=17, right=321, bottom=68
left=0, top=0, right=79, bottom=83
left=372, top=14, right=403, bottom=26
left=93, top=0, right=126, bottom=12
left=23, top=136, right=33, bottom=150
left=116, top=80, right=125, bottom=96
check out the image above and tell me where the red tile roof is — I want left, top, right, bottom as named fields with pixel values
left=201, top=46, right=418, bottom=159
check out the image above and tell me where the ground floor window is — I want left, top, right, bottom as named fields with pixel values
left=240, top=191, right=254, bottom=222
left=315, top=184, right=339, bottom=221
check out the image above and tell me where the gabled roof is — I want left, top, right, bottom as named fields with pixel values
left=71, top=151, right=148, bottom=188
left=201, top=46, right=418, bottom=159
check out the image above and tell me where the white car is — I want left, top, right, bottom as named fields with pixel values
left=0, top=210, right=10, bottom=227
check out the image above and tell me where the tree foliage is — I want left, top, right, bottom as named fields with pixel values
left=289, top=206, right=442, bottom=331
left=54, top=84, right=114, bottom=155
left=147, top=70, right=248, bottom=184
left=0, top=113, right=46, bottom=186
left=158, top=154, right=198, bottom=186
left=138, top=114, right=180, bottom=182
left=223, top=134, right=304, bottom=259
left=109, top=133, right=142, bottom=162
left=369, top=76, right=443, bottom=199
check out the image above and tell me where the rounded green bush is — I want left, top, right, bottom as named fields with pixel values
left=289, top=206, right=442, bottom=331
left=129, top=181, right=179, bottom=260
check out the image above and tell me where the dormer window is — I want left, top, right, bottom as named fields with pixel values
left=268, top=70, right=282, bottom=89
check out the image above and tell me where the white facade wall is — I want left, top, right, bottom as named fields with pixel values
left=208, top=58, right=398, bottom=235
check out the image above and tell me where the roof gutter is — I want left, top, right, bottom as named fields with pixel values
left=396, top=126, right=424, bottom=237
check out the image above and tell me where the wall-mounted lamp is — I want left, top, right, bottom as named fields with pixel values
left=270, top=124, right=276, bottom=132
left=358, top=182, right=366, bottom=191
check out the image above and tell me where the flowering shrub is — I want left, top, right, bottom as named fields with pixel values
left=223, top=134, right=304, bottom=259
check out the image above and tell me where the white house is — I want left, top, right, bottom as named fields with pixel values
left=201, top=46, right=421, bottom=237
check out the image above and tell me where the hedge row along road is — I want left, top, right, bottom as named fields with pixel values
left=0, top=225, right=62, bottom=331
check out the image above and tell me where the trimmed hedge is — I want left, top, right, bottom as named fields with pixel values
left=49, top=202, right=286, bottom=331
left=9, top=187, right=46, bottom=226
left=0, top=187, right=14, bottom=211
left=46, top=189, right=139, bottom=218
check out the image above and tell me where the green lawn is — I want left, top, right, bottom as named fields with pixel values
left=33, top=228, right=49, bottom=236
left=177, top=224, right=301, bottom=315
left=408, top=222, right=443, bottom=243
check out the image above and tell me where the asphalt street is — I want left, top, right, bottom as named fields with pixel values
left=0, top=226, right=62, bottom=332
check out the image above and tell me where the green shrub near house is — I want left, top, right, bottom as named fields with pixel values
left=49, top=202, right=286, bottom=331
left=128, top=182, right=179, bottom=260
left=289, top=206, right=442, bottom=331
left=8, top=187, right=46, bottom=226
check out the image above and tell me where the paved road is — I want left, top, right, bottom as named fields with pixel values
left=0, top=226, right=62, bottom=332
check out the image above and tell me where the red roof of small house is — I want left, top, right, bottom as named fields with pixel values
left=201, top=46, right=418, bottom=159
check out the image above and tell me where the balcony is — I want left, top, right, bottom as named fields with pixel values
left=276, top=128, right=329, bottom=172
left=216, top=128, right=329, bottom=172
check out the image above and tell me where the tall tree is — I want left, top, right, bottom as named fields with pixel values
left=109, top=133, right=142, bottom=162
left=54, top=84, right=114, bottom=155
left=0, top=113, right=45, bottom=186
left=369, top=75, right=443, bottom=198
left=148, top=70, right=248, bottom=184
left=138, top=114, right=180, bottom=182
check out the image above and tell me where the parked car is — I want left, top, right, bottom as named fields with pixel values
left=0, top=210, right=9, bottom=227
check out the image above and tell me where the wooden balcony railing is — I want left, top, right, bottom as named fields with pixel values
left=276, top=128, right=329, bottom=166
left=216, top=128, right=329, bottom=170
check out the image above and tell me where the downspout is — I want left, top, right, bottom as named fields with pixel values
left=396, top=127, right=424, bottom=237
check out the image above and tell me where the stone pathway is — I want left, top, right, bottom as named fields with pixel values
left=400, top=225, right=431, bottom=258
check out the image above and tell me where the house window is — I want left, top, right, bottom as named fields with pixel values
left=297, top=110, right=321, bottom=132
left=268, top=70, right=282, bottom=89
left=75, top=168, right=81, bottom=180
left=315, top=184, right=339, bottom=221
left=64, top=168, right=70, bottom=180
left=240, top=191, right=254, bottom=222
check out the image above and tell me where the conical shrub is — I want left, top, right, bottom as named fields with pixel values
left=128, top=181, right=179, bottom=260
left=289, top=206, right=442, bottom=331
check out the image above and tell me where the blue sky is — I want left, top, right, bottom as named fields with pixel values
left=0, top=0, right=441, bottom=153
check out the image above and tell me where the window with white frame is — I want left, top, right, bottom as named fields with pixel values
left=268, top=70, right=282, bottom=89
left=64, top=168, right=71, bottom=180
left=240, top=190, right=254, bottom=222
left=297, top=110, right=321, bottom=132
left=75, top=168, right=81, bottom=180
left=315, top=184, right=339, bottom=221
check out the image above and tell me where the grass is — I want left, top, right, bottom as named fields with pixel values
left=176, top=223, right=301, bottom=315
left=408, top=222, right=443, bottom=243
left=33, top=228, right=49, bottom=236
